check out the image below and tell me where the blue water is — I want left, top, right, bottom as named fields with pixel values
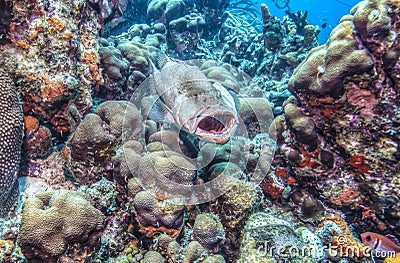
left=257, top=0, right=361, bottom=43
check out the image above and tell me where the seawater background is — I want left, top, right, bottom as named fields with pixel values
left=254, top=0, right=361, bottom=43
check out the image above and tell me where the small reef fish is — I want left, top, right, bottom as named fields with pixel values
left=147, top=52, right=239, bottom=144
left=361, top=232, right=400, bottom=255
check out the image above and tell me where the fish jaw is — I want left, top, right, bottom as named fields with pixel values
left=193, top=110, right=238, bottom=144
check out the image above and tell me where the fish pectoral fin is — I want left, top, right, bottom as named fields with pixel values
left=149, top=98, right=174, bottom=123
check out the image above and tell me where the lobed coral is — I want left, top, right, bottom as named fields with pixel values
left=3, top=0, right=107, bottom=142
left=147, top=0, right=186, bottom=24
left=168, top=14, right=206, bottom=59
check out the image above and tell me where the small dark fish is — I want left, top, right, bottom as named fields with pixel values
left=321, top=23, right=327, bottom=29
left=361, top=232, right=400, bottom=255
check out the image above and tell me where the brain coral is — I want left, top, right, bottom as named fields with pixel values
left=18, top=190, right=105, bottom=262
left=0, top=68, right=23, bottom=218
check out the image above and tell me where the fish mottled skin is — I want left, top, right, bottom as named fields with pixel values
left=150, top=58, right=238, bottom=144
left=0, top=68, right=23, bottom=218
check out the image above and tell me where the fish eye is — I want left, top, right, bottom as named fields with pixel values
left=365, top=235, right=371, bottom=241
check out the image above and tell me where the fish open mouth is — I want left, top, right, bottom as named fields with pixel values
left=196, top=113, right=237, bottom=135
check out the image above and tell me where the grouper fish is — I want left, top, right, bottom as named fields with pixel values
left=148, top=54, right=239, bottom=144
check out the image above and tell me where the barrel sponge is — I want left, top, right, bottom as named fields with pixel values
left=192, top=213, right=225, bottom=252
left=288, top=16, right=374, bottom=98
left=133, top=190, right=185, bottom=238
left=17, top=190, right=105, bottom=262
left=0, top=68, right=23, bottom=218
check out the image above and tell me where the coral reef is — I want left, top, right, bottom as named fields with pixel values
left=4, top=0, right=105, bottom=141
left=1, top=0, right=399, bottom=262
left=0, top=0, right=12, bottom=44
left=283, top=0, right=400, bottom=235
left=18, top=190, right=105, bottom=262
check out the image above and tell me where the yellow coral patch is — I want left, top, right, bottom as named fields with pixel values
left=385, top=253, right=400, bottom=263
left=11, top=38, right=30, bottom=49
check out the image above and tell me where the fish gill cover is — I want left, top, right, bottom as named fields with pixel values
left=0, top=0, right=399, bottom=262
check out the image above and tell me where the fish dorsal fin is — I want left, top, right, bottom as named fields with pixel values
left=147, top=46, right=171, bottom=69
left=149, top=97, right=174, bottom=123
